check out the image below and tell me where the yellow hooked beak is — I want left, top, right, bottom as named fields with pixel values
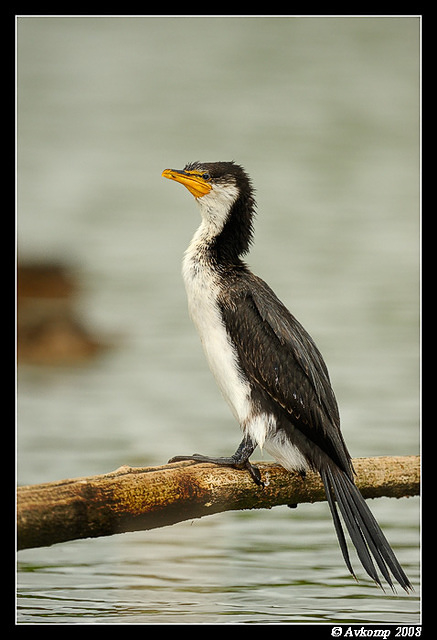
left=162, top=168, right=212, bottom=199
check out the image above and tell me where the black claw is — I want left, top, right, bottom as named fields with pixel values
left=244, top=461, right=264, bottom=487
left=168, top=454, right=202, bottom=463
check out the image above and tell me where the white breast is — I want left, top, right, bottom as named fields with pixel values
left=182, top=219, right=307, bottom=467
left=182, top=236, right=252, bottom=426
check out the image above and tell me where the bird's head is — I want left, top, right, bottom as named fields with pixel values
left=162, top=161, right=256, bottom=259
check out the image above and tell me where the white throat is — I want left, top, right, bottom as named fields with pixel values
left=194, top=181, right=239, bottom=240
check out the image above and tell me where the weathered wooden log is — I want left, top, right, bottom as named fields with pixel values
left=17, top=455, right=420, bottom=551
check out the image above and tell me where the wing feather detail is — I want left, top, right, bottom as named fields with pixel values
left=219, top=272, right=353, bottom=476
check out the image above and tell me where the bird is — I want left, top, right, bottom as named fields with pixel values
left=162, top=160, right=412, bottom=592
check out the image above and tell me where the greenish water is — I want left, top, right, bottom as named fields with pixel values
left=17, top=16, right=420, bottom=624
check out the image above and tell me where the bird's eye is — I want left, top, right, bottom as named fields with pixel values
left=202, top=172, right=210, bottom=180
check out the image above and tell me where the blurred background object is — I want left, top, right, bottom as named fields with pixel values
left=17, top=260, right=108, bottom=364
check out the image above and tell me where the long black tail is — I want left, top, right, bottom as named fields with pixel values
left=321, top=465, right=412, bottom=592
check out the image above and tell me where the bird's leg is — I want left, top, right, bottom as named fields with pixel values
left=168, top=435, right=263, bottom=486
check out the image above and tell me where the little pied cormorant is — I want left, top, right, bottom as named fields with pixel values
left=162, top=160, right=411, bottom=592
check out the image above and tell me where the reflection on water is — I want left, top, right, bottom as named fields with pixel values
left=17, top=16, right=420, bottom=624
